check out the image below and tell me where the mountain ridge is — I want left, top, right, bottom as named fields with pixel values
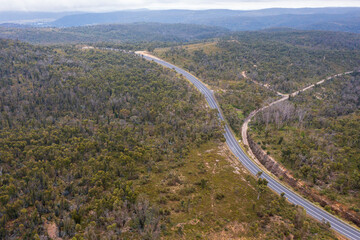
left=48, top=8, right=360, bottom=33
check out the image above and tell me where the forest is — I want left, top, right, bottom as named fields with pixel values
left=154, top=30, right=360, bottom=132
left=0, top=23, right=228, bottom=44
left=0, top=38, right=338, bottom=239
left=156, top=31, right=360, bottom=93
left=231, top=30, right=360, bottom=51
left=0, top=38, right=221, bottom=238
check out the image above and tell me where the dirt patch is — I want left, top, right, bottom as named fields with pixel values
left=213, top=160, right=219, bottom=174
left=241, top=71, right=247, bottom=79
left=218, top=143, right=248, bottom=176
left=216, top=143, right=253, bottom=188
left=205, top=162, right=210, bottom=169
left=171, top=218, right=200, bottom=231
left=44, top=221, right=61, bottom=240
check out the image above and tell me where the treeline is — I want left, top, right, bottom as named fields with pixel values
left=0, top=39, right=223, bottom=239
left=250, top=72, right=360, bottom=210
left=0, top=23, right=229, bottom=44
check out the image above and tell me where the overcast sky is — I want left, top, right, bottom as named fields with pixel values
left=1, top=0, right=360, bottom=12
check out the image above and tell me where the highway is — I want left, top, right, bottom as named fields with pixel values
left=137, top=52, right=360, bottom=240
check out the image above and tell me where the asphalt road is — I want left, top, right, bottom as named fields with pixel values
left=138, top=53, right=360, bottom=240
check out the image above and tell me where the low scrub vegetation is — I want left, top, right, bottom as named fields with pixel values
left=250, top=72, right=360, bottom=210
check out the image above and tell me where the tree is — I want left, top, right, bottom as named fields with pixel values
left=256, top=172, right=268, bottom=200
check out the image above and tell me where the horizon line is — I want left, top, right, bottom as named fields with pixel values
left=1, top=6, right=360, bottom=13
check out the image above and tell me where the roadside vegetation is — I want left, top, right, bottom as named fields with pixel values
left=154, top=41, right=277, bottom=135
left=250, top=72, right=360, bottom=212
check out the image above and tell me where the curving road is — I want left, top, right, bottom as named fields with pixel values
left=137, top=52, right=360, bottom=240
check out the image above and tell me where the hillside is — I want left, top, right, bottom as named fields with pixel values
left=0, top=39, right=337, bottom=239
left=47, top=8, right=360, bottom=33
left=0, top=23, right=229, bottom=44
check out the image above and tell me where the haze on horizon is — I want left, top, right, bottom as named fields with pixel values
left=1, top=0, right=360, bottom=12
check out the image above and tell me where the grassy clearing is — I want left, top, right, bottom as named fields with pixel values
left=154, top=42, right=220, bottom=55
left=136, top=141, right=337, bottom=239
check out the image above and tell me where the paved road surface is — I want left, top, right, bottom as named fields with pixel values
left=137, top=52, right=360, bottom=240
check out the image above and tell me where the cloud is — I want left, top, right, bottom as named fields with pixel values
left=0, top=0, right=359, bottom=12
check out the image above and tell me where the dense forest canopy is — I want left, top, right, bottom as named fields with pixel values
left=0, top=38, right=223, bottom=238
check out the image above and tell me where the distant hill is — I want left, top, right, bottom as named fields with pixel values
left=0, top=23, right=30, bottom=28
left=0, top=23, right=229, bottom=44
left=0, top=11, right=80, bottom=25
left=233, top=29, right=360, bottom=50
left=46, top=8, right=360, bottom=33
left=1, top=8, right=359, bottom=33
left=214, top=13, right=360, bottom=32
